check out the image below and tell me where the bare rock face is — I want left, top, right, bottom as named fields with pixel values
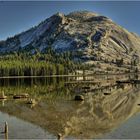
left=0, top=11, right=140, bottom=71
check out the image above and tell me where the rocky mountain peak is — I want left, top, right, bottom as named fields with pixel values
left=54, top=12, right=64, bottom=17
left=67, top=10, right=98, bottom=19
left=0, top=11, right=140, bottom=72
left=66, top=10, right=110, bottom=22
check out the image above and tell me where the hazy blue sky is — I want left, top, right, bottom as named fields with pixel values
left=0, top=1, right=140, bottom=40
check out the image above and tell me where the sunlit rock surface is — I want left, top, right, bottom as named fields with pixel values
left=0, top=11, right=140, bottom=70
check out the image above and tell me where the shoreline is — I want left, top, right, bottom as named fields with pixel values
left=0, top=72, right=139, bottom=79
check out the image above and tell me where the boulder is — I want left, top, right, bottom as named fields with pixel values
left=75, top=95, right=84, bottom=101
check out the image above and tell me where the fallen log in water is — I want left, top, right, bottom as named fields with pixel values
left=13, top=93, right=29, bottom=99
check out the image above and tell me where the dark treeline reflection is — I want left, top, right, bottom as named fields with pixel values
left=0, top=77, right=69, bottom=87
left=0, top=76, right=74, bottom=101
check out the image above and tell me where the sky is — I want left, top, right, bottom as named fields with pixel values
left=0, top=1, right=140, bottom=40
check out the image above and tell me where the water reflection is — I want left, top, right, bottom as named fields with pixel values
left=0, top=75, right=140, bottom=139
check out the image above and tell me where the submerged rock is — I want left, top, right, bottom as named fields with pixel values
left=27, top=98, right=36, bottom=104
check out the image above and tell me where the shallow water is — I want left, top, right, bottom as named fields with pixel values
left=0, top=75, right=140, bottom=139
left=103, top=112, right=140, bottom=139
left=0, top=112, right=54, bottom=139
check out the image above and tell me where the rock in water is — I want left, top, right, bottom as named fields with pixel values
left=75, top=95, right=84, bottom=101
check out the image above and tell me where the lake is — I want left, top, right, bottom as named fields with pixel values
left=0, top=74, right=140, bottom=139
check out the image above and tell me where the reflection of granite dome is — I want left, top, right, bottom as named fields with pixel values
left=0, top=83, right=140, bottom=139
left=61, top=85, right=140, bottom=138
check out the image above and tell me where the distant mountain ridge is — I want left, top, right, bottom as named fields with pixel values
left=0, top=11, right=140, bottom=71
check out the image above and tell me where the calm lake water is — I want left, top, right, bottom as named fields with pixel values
left=0, top=74, right=140, bottom=139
